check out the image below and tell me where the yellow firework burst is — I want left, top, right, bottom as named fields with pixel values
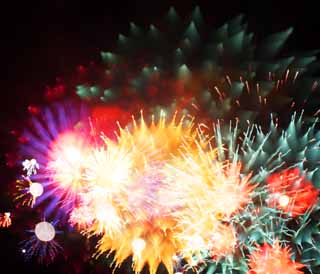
left=73, top=111, right=201, bottom=274
left=164, top=140, right=254, bottom=262
left=14, top=176, right=44, bottom=208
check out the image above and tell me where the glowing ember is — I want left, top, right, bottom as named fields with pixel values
left=29, top=182, right=44, bottom=198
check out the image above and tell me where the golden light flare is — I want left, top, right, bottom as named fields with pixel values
left=95, top=217, right=182, bottom=274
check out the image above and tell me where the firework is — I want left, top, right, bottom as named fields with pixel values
left=86, top=112, right=198, bottom=274
left=14, top=176, right=44, bottom=207
left=266, top=168, right=319, bottom=217
left=18, top=101, right=89, bottom=217
left=247, top=240, right=305, bottom=274
left=47, top=132, right=91, bottom=212
left=8, top=6, right=320, bottom=274
left=21, top=221, right=62, bottom=264
left=0, top=212, right=12, bottom=228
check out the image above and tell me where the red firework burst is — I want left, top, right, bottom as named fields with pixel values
left=248, top=240, right=305, bottom=274
left=266, top=168, right=319, bottom=217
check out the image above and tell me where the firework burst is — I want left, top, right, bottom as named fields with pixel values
left=248, top=240, right=305, bottom=274
left=20, top=221, right=63, bottom=265
left=85, top=112, right=199, bottom=274
left=17, top=101, right=89, bottom=218
left=266, top=168, right=319, bottom=217
left=0, top=212, right=12, bottom=228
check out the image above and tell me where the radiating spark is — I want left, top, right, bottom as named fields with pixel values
left=18, top=109, right=259, bottom=274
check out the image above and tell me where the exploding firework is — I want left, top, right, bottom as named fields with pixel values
left=266, top=168, right=319, bottom=217
left=86, top=112, right=200, bottom=274
left=18, top=101, right=89, bottom=218
left=14, top=176, right=44, bottom=208
left=20, top=221, right=62, bottom=264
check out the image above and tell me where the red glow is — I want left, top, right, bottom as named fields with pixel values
left=28, top=105, right=40, bottom=115
left=5, top=152, right=17, bottom=168
left=45, top=82, right=66, bottom=101
left=172, top=79, right=186, bottom=95
left=146, top=86, right=159, bottom=96
left=266, top=168, right=319, bottom=217
left=91, top=106, right=131, bottom=138
left=17, top=136, right=29, bottom=144
left=77, top=65, right=87, bottom=74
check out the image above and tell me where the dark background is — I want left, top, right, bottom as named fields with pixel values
left=1, top=0, right=320, bottom=273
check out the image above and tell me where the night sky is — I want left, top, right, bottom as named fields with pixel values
left=1, top=0, right=320, bottom=273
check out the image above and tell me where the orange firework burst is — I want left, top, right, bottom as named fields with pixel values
left=62, top=111, right=254, bottom=274
left=266, top=168, right=319, bottom=217
left=247, top=240, right=305, bottom=274
left=0, top=212, right=12, bottom=228
left=80, top=111, right=198, bottom=274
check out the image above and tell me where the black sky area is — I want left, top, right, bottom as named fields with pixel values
left=1, top=0, right=320, bottom=273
